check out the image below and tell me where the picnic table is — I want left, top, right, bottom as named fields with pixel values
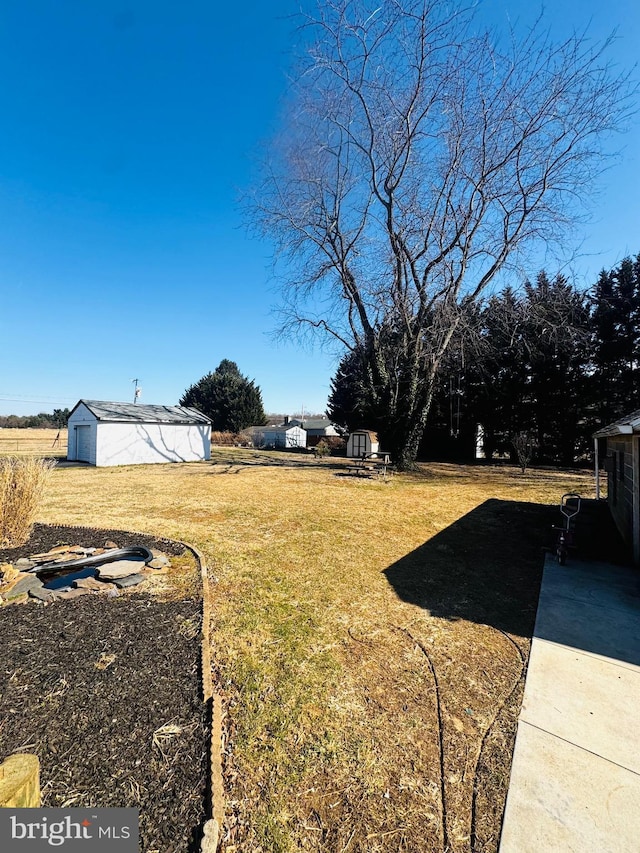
left=346, top=452, right=392, bottom=478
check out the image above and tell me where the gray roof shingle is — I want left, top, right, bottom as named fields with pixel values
left=74, top=400, right=211, bottom=425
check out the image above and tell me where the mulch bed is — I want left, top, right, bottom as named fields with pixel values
left=0, top=524, right=208, bottom=853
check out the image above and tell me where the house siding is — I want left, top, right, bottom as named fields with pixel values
left=607, top=436, right=635, bottom=551
left=594, top=410, right=640, bottom=565
left=634, top=438, right=640, bottom=564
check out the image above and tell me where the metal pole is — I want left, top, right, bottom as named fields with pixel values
left=594, top=437, right=600, bottom=500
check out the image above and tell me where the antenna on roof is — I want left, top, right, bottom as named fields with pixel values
left=131, top=378, right=142, bottom=404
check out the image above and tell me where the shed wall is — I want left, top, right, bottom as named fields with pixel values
left=94, top=423, right=211, bottom=467
left=346, top=432, right=379, bottom=458
left=284, top=427, right=306, bottom=448
left=261, top=427, right=307, bottom=449
left=67, top=404, right=98, bottom=465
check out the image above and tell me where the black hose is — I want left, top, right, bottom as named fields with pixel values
left=27, top=546, right=154, bottom=574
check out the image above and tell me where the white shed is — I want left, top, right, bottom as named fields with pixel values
left=288, top=417, right=340, bottom=446
left=346, top=430, right=380, bottom=458
left=261, top=424, right=307, bottom=449
left=67, top=400, right=211, bottom=467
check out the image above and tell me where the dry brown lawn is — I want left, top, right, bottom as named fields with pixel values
left=0, top=427, right=68, bottom=459
left=31, top=449, right=594, bottom=852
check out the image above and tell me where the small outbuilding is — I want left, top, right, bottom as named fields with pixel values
left=288, top=417, right=340, bottom=447
left=260, top=424, right=307, bottom=450
left=346, top=430, right=379, bottom=458
left=67, top=400, right=211, bottom=467
left=593, top=409, right=640, bottom=564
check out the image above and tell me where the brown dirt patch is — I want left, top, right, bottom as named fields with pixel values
left=0, top=524, right=207, bottom=853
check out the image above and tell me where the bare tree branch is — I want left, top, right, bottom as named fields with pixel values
left=247, top=0, right=635, bottom=468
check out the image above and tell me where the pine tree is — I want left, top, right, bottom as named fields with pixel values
left=523, top=273, right=591, bottom=464
left=590, top=269, right=618, bottom=424
left=434, top=274, right=591, bottom=464
left=460, top=288, right=531, bottom=460
left=180, top=360, right=267, bottom=432
left=590, top=255, right=640, bottom=427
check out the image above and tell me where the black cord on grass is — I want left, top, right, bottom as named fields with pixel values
left=394, top=626, right=448, bottom=853
left=469, top=629, right=525, bottom=852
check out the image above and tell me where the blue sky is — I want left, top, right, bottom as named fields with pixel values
left=1, top=1, right=638, bottom=417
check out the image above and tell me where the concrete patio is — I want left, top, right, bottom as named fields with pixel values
left=500, top=553, right=640, bottom=853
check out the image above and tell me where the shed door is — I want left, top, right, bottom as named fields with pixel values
left=75, top=425, right=91, bottom=462
left=352, top=433, right=368, bottom=457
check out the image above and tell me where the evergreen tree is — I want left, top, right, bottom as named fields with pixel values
left=590, top=255, right=640, bottom=427
left=52, top=408, right=70, bottom=428
left=431, top=273, right=591, bottom=464
left=180, top=360, right=267, bottom=432
left=470, top=288, right=531, bottom=459
left=590, top=269, right=619, bottom=426
left=428, top=288, right=532, bottom=462
left=523, top=272, right=591, bottom=464
left=327, top=350, right=375, bottom=434
left=328, top=255, right=638, bottom=467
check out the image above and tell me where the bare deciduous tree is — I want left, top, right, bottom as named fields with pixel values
left=512, top=431, right=537, bottom=474
left=250, top=0, right=632, bottom=469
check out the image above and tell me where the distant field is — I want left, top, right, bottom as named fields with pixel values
left=0, top=428, right=68, bottom=459
left=21, top=450, right=596, bottom=853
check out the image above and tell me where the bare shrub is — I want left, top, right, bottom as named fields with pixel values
left=0, top=457, right=56, bottom=546
left=324, top=436, right=346, bottom=456
left=210, top=431, right=243, bottom=447
left=512, top=433, right=536, bottom=474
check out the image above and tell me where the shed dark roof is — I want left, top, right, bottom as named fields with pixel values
left=593, top=409, right=640, bottom=438
left=264, top=424, right=306, bottom=434
left=296, top=418, right=336, bottom=430
left=349, top=429, right=378, bottom=441
left=73, top=400, right=211, bottom=425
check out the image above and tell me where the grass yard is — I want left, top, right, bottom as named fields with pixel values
left=0, top=427, right=68, bottom=459
left=31, top=450, right=594, bottom=852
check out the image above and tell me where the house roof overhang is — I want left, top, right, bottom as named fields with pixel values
left=593, top=409, right=640, bottom=438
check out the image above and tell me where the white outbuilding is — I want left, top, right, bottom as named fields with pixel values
left=288, top=417, right=340, bottom=447
left=260, top=424, right=307, bottom=450
left=67, top=400, right=211, bottom=467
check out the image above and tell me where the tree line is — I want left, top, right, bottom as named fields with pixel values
left=328, top=253, right=640, bottom=466
left=0, top=409, right=70, bottom=429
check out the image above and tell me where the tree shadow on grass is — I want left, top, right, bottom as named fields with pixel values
left=383, top=499, right=555, bottom=639
left=384, top=497, right=635, bottom=648
left=207, top=452, right=347, bottom=474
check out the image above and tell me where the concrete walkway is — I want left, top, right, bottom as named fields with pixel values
left=500, top=554, right=640, bottom=853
